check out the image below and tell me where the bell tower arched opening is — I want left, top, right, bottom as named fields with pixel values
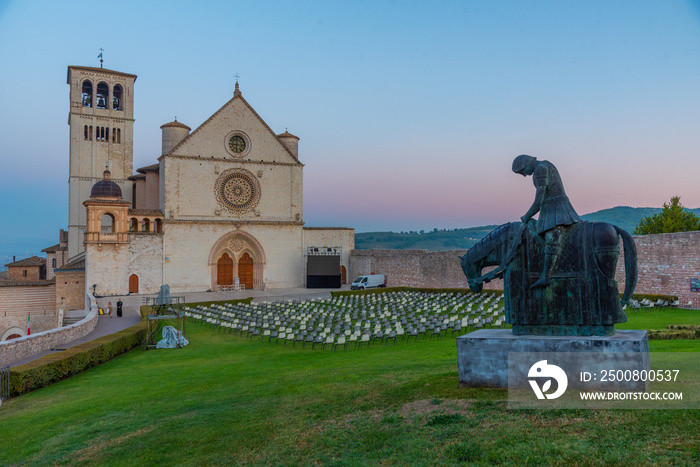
left=101, top=213, right=116, bottom=233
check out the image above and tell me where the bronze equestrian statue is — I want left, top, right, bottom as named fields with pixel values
left=460, top=155, right=637, bottom=336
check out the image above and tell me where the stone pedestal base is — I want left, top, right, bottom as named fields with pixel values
left=456, top=329, right=649, bottom=389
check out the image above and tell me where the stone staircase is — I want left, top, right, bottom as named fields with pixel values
left=62, top=310, right=87, bottom=326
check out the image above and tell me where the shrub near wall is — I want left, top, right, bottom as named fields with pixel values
left=9, top=322, right=147, bottom=397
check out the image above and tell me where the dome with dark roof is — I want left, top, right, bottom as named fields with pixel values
left=90, top=170, right=122, bottom=198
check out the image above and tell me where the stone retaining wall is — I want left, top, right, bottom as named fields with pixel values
left=0, top=294, right=99, bottom=367
left=351, top=230, right=700, bottom=308
left=349, top=249, right=504, bottom=290
left=615, top=231, right=700, bottom=308
left=0, top=282, right=57, bottom=339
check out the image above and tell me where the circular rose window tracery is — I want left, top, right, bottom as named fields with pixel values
left=215, top=169, right=260, bottom=213
left=229, top=238, right=245, bottom=252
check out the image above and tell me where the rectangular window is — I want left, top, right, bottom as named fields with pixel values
left=23, top=270, right=27, bottom=277
left=690, top=278, right=700, bottom=292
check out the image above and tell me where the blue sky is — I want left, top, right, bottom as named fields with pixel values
left=1, top=0, right=700, bottom=258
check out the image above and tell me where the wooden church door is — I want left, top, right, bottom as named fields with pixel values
left=217, top=253, right=234, bottom=285
left=129, top=274, right=139, bottom=294
left=238, top=253, right=254, bottom=289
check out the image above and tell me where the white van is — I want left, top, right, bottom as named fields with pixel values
left=351, top=274, right=386, bottom=290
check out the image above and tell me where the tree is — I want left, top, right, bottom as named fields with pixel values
left=633, top=196, right=700, bottom=234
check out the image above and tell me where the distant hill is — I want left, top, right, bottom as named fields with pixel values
left=354, top=226, right=499, bottom=251
left=355, top=206, right=700, bottom=251
left=580, top=206, right=659, bottom=234
left=582, top=206, right=700, bottom=234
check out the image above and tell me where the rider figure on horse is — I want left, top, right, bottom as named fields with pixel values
left=512, top=155, right=582, bottom=289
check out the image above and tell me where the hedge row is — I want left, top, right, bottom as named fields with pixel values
left=10, top=321, right=147, bottom=397
left=647, top=329, right=700, bottom=340
left=330, top=287, right=503, bottom=298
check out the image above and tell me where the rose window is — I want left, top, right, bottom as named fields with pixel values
left=215, top=169, right=260, bottom=213
left=229, top=238, right=245, bottom=252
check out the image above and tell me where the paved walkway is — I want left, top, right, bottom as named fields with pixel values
left=8, top=286, right=350, bottom=368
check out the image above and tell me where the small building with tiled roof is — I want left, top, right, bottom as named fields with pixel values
left=4, top=256, right=47, bottom=281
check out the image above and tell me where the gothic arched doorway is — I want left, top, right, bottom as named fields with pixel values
left=129, top=274, right=139, bottom=294
left=209, top=231, right=266, bottom=290
left=238, top=253, right=254, bottom=289
left=217, top=253, right=234, bottom=286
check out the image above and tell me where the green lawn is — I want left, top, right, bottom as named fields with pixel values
left=619, top=307, right=700, bottom=331
left=0, top=308, right=698, bottom=466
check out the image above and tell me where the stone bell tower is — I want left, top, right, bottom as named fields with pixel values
left=66, top=65, right=137, bottom=258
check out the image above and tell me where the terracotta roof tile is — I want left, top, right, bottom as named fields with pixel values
left=42, top=243, right=67, bottom=253
left=56, top=257, right=85, bottom=271
left=128, top=209, right=164, bottom=216
left=136, top=163, right=160, bottom=174
left=5, top=256, right=45, bottom=268
left=0, top=279, right=55, bottom=287
left=160, top=120, right=191, bottom=131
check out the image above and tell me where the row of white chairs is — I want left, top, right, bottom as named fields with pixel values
left=184, top=291, right=507, bottom=350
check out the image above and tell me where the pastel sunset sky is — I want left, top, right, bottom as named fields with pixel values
left=1, top=0, right=700, bottom=256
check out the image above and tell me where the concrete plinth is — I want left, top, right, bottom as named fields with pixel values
left=457, top=329, right=649, bottom=389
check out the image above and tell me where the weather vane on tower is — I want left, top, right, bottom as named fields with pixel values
left=98, top=48, right=104, bottom=68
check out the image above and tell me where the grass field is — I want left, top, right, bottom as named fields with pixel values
left=619, top=307, right=700, bottom=331
left=0, top=306, right=698, bottom=465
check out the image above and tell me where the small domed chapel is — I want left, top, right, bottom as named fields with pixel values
left=67, top=65, right=354, bottom=295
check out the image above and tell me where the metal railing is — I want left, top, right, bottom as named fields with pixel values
left=306, top=246, right=342, bottom=256
left=0, top=366, right=10, bottom=402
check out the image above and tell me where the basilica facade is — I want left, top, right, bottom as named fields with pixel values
left=67, top=65, right=353, bottom=296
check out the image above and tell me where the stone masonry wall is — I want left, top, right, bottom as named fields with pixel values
left=615, top=231, right=700, bottom=308
left=0, top=283, right=57, bottom=340
left=55, top=270, right=86, bottom=313
left=8, top=266, right=41, bottom=281
left=349, top=249, right=504, bottom=290
left=351, top=230, right=700, bottom=308
left=0, top=294, right=98, bottom=367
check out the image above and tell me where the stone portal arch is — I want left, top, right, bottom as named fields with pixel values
left=209, top=231, right=266, bottom=290
left=2, top=327, right=25, bottom=341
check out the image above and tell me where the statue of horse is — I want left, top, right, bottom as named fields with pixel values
left=460, top=220, right=637, bottom=336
